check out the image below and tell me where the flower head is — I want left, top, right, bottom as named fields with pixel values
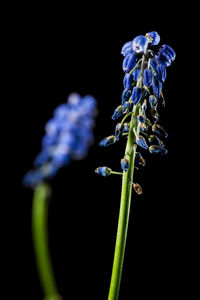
left=23, top=93, right=97, bottom=188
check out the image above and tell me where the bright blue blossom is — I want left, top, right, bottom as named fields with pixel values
left=121, top=41, right=134, bottom=57
left=146, top=31, right=160, bottom=45
left=156, top=65, right=166, bottom=83
left=123, top=73, right=133, bottom=90
left=132, top=35, right=148, bottom=53
left=143, top=69, right=153, bottom=87
left=160, top=44, right=176, bottom=61
left=131, top=87, right=142, bottom=105
left=123, top=53, right=137, bottom=73
left=23, top=93, right=97, bottom=188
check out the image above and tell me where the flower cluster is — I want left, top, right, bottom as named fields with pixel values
left=96, top=31, right=175, bottom=193
left=23, top=93, right=97, bottom=188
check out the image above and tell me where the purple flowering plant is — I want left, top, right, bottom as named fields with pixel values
left=96, top=31, right=175, bottom=300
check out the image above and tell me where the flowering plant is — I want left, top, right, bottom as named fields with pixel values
left=96, top=31, right=175, bottom=300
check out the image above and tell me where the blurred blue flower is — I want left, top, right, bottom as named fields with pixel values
left=23, top=93, right=97, bottom=188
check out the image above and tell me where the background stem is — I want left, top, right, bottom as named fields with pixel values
left=32, top=183, right=61, bottom=300
left=108, top=105, right=139, bottom=300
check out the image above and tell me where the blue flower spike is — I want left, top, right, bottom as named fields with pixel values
left=96, top=31, right=175, bottom=300
left=23, top=93, right=97, bottom=188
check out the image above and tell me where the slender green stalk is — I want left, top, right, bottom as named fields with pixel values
left=108, top=104, right=140, bottom=300
left=32, top=183, right=61, bottom=300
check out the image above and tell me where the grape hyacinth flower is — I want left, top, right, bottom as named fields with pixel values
left=23, top=93, right=97, bottom=188
left=95, top=31, right=175, bottom=300
left=23, top=93, right=97, bottom=300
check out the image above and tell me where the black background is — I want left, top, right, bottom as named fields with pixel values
left=6, top=3, right=196, bottom=300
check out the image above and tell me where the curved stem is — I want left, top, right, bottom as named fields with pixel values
left=108, top=104, right=140, bottom=300
left=32, top=183, right=61, bottom=300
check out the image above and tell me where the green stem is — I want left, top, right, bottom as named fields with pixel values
left=111, top=171, right=123, bottom=176
left=107, top=104, right=140, bottom=300
left=32, top=183, right=61, bottom=300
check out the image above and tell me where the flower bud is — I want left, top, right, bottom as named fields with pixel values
left=112, top=105, right=124, bottom=120
left=133, top=183, right=143, bottom=195
left=122, top=123, right=130, bottom=133
left=131, top=87, right=142, bottom=105
left=149, top=145, right=168, bottom=155
left=150, top=108, right=159, bottom=122
left=143, top=69, right=153, bottom=88
left=123, top=101, right=133, bottom=112
left=160, top=44, right=176, bottom=61
left=148, top=135, right=165, bottom=147
left=156, top=65, right=166, bottom=83
left=141, top=99, right=147, bottom=112
left=121, top=88, right=131, bottom=104
left=132, top=35, right=148, bottom=53
left=145, top=31, right=160, bottom=46
left=123, top=53, right=137, bottom=73
left=115, top=123, right=122, bottom=140
left=152, top=124, right=168, bottom=138
left=132, top=66, right=141, bottom=81
left=148, top=95, right=158, bottom=109
left=95, top=166, right=112, bottom=176
left=123, top=73, right=133, bottom=90
left=99, top=135, right=117, bottom=147
left=155, top=52, right=171, bottom=67
left=135, top=152, right=146, bottom=166
left=120, top=158, right=129, bottom=172
left=152, top=78, right=162, bottom=97
left=121, top=41, right=134, bottom=57
left=136, top=135, right=148, bottom=150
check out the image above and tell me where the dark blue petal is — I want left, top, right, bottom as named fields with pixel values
left=156, top=65, right=166, bottom=83
left=149, top=145, right=168, bottom=155
left=148, top=95, right=158, bottom=109
left=121, top=41, right=134, bottom=56
left=132, top=66, right=141, bottom=81
left=121, top=88, right=131, bottom=104
left=132, top=35, right=148, bottom=53
left=152, top=78, right=162, bottom=97
left=136, top=135, right=148, bottom=150
left=123, top=53, right=137, bottom=73
left=131, top=87, right=142, bottom=105
left=143, top=69, right=153, bottom=88
left=155, top=52, right=171, bottom=67
left=123, top=73, right=133, bottom=90
left=160, top=44, right=176, bottom=61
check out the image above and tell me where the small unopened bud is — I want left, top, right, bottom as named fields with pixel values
left=99, top=135, right=117, bottom=147
left=135, top=152, right=146, bottom=166
left=148, top=95, right=158, bottom=109
left=112, top=105, right=124, bottom=120
left=133, top=183, right=143, bottom=195
left=150, top=108, right=159, bottom=122
left=136, top=135, right=148, bottom=150
left=95, top=167, right=112, bottom=177
left=120, top=158, right=129, bottom=172
left=149, top=145, right=168, bottom=155
left=122, top=122, right=130, bottom=133
left=115, top=123, right=122, bottom=140
left=148, top=135, right=165, bottom=147
left=152, top=124, right=168, bottom=138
